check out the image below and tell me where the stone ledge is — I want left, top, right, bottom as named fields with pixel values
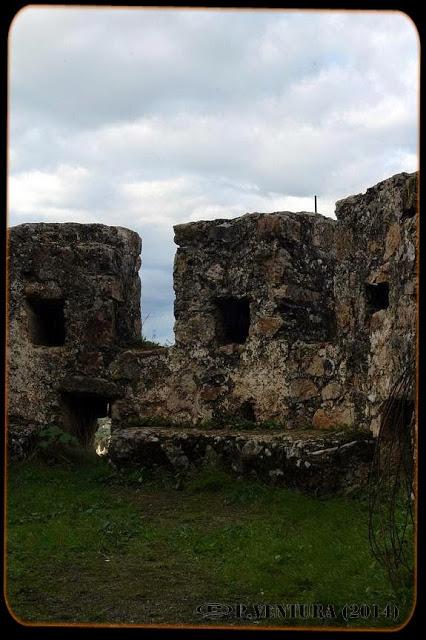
left=58, top=376, right=120, bottom=397
left=108, top=427, right=375, bottom=495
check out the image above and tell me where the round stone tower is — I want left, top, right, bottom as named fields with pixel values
left=7, top=222, right=142, bottom=450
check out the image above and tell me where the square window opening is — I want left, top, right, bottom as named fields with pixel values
left=215, top=297, right=250, bottom=345
left=365, top=282, right=389, bottom=315
left=26, top=297, right=65, bottom=346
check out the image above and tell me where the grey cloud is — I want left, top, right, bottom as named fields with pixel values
left=10, top=10, right=417, bottom=129
left=8, top=8, right=419, bottom=343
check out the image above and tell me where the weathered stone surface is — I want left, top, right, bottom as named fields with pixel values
left=335, top=171, right=417, bottom=431
left=383, top=223, right=401, bottom=261
left=8, top=223, right=142, bottom=446
left=58, top=376, right=120, bottom=398
left=118, top=172, right=415, bottom=434
left=321, top=382, right=342, bottom=401
left=108, top=426, right=375, bottom=495
left=146, top=210, right=338, bottom=427
left=312, top=405, right=354, bottom=430
left=306, top=355, right=325, bottom=377
left=290, top=379, right=318, bottom=401
left=254, top=316, right=284, bottom=336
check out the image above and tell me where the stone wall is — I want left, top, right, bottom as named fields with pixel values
left=334, top=172, right=417, bottom=434
left=7, top=223, right=142, bottom=447
left=109, top=172, right=417, bottom=435
left=110, top=212, right=339, bottom=429
left=7, top=172, right=417, bottom=466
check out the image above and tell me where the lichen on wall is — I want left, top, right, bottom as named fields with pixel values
left=110, top=172, right=416, bottom=434
left=7, top=172, right=417, bottom=461
left=334, top=172, right=417, bottom=434
left=8, top=222, right=142, bottom=448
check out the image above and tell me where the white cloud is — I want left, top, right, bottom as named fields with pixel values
left=9, top=165, right=92, bottom=217
left=8, top=7, right=419, bottom=343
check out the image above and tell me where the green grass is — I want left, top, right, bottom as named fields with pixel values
left=6, top=456, right=414, bottom=628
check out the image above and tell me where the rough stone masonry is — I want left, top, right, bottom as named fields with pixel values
left=8, top=223, right=141, bottom=455
left=7, top=172, right=417, bottom=492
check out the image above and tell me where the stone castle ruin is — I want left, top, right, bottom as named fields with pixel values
left=7, top=172, right=417, bottom=493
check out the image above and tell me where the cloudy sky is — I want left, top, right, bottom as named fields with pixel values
left=8, top=7, right=419, bottom=343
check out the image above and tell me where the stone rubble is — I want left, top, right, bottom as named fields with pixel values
left=108, top=426, right=375, bottom=495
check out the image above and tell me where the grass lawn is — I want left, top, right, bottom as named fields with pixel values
left=6, top=453, right=414, bottom=628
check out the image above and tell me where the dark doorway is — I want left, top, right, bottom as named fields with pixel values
left=215, top=297, right=250, bottom=345
left=61, top=392, right=110, bottom=448
left=365, top=282, right=389, bottom=315
left=26, top=297, right=65, bottom=346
